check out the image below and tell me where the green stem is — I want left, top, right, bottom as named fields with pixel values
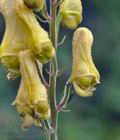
left=49, top=0, right=58, bottom=140
left=46, top=133, right=50, bottom=140
left=57, top=81, right=72, bottom=112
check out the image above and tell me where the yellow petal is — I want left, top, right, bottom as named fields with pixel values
left=18, top=49, right=50, bottom=120
left=12, top=77, right=43, bottom=129
left=70, top=27, right=100, bottom=97
left=23, top=0, right=45, bottom=11
left=21, top=114, right=34, bottom=130
left=12, top=77, right=36, bottom=129
left=12, top=78, right=34, bottom=118
left=0, top=0, right=29, bottom=72
left=73, top=83, right=93, bottom=97
left=0, top=0, right=55, bottom=75
left=60, top=0, right=82, bottom=29
left=16, top=1, right=55, bottom=63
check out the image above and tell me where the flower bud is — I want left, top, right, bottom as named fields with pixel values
left=0, top=0, right=55, bottom=76
left=70, top=27, right=100, bottom=97
left=18, top=50, right=50, bottom=120
left=23, top=0, right=45, bottom=11
left=59, top=0, right=82, bottom=29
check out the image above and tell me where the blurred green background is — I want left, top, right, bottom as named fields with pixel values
left=0, top=0, right=120, bottom=140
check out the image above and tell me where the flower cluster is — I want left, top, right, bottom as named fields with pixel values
left=0, top=0, right=100, bottom=132
left=0, top=0, right=54, bottom=129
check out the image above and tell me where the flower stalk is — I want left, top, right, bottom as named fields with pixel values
left=49, top=0, right=58, bottom=140
left=0, top=1, right=100, bottom=140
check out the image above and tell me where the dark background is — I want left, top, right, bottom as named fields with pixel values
left=0, top=0, right=120, bottom=140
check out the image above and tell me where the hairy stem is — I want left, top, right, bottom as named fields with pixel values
left=49, top=0, right=58, bottom=140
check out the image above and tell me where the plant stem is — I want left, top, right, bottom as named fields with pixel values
left=49, top=0, right=58, bottom=140
left=46, top=133, right=50, bottom=140
left=57, top=81, right=72, bottom=112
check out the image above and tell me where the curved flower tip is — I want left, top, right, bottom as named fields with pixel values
left=70, top=27, right=100, bottom=97
left=21, top=114, right=42, bottom=130
left=23, top=0, right=45, bottom=11
left=60, top=0, right=82, bottom=29
left=21, top=114, right=34, bottom=130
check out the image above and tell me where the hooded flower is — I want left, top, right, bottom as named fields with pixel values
left=16, top=1, right=55, bottom=63
left=23, top=0, right=45, bottom=11
left=0, top=0, right=55, bottom=76
left=18, top=49, right=51, bottom=120
left=59, top=0, right=82, bottom=29
left=70, top=27, right=100, bottom=97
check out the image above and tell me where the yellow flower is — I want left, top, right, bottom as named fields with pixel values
left=18, top=49, right=51, bottom=120
left=23, top=0, right=45, bottom=11
left=12, top=78, right=35, bottom=129
left=0, top=0, right=55, bottom=76
left=16, top=2, right=55, bottom=63
left=70, top=27, right=100, bottom=97
left=59, top=0, right=82, bottom=29
left=12, top=78, right=42, bottom=130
